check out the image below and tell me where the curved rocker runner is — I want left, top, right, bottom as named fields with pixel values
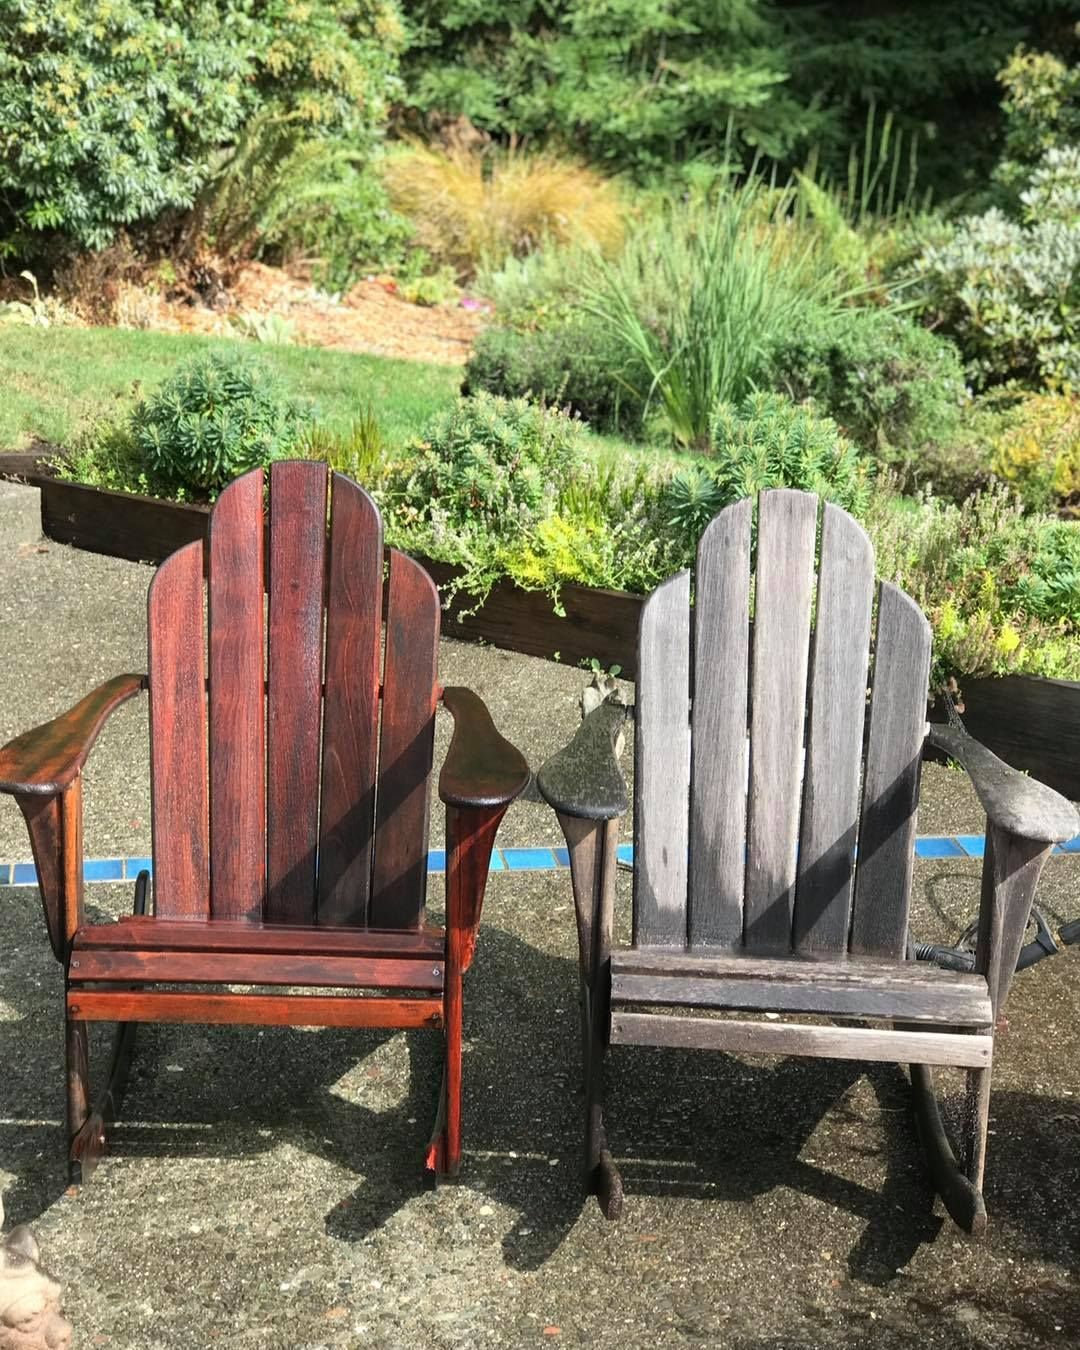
left=0, top=462, right=529, bottom=1190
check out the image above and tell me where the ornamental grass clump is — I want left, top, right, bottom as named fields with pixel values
left=581, top=184, right=849, bottom=450
left=130, top=351, right=313, bottom=495
left=382, top=146, right=624, bottom=279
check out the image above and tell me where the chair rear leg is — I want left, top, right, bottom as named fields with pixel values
left=911, top=1062, right=988, bottom=1236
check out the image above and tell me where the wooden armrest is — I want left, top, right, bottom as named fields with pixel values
left=537, top=699, right=630, bottom=821
left=0, top=674, right=146, bottom=796
left=438, top=687, right=530, bottom=810
left=927, top=717, right=1079, bottom=844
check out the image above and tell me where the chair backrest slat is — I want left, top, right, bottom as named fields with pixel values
left=744, top=489, right=817, bottom=954
left=849, top=583, right=932, bottom=958
left=370, top=549, right=440, bottom=929
left=633, top=570, right=691, bottom=946
left=792, top=503, right=875, bottom=954
left=317, top=475, right=384, bottom=926
left=148, top=539, right=209, bottom=918
left=688, top=498, right=751, bottom=948
left=265, top=461, right=328, bottom=924
left=208, top=469, right=267, bottom=920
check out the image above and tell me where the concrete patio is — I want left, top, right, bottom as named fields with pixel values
left=1, top=478, right=1078, bottom=1349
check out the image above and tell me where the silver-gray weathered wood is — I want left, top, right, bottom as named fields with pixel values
left=609, top=1012, right=993, bottom=1068
left=793, top=504, right=875, bottom=954
left=609, top=970, right=992, bottom=1025
left=850, top=583, right=932, bottom=957
left=688, top=498, right=752, bottom=947
left=633, top=571, right=692, bottom=946
left=744, top=490, right=818, bottom=953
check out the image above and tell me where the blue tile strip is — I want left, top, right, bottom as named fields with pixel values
left=0, top=834, right=1077, bottom=888
left=503, top=848, right=559, bottom=871
left=913, top=836, right=966, bottom=859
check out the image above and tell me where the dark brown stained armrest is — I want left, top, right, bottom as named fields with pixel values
left=927, top=717, right=1079, bottom=844
left=439, top=686, right=531, bottom=809
left=0, top=674, right=147, bottom=796
left=536, top=699, right=630, bottom=821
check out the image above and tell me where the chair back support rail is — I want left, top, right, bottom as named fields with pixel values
left=635, top=489, right=932, bottom=958
left=148, top=461, right=440, bottom=930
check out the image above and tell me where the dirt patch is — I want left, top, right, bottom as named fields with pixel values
left=40, top=259, right=491, bottom=367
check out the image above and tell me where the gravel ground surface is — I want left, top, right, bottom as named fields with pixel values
left=1, top=479, right=1079, bottom=1349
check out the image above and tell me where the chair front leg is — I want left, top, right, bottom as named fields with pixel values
left=438, top=802, right=507, bottom=1178
left=556, top=812, right=622, bottom=1218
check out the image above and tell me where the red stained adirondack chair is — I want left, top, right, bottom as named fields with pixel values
left=538, top=489, right=1079, bottom=1234
left=0, top=462, right=529, bottom=1186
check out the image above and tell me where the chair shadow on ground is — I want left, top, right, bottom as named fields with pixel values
left=2, top=886, right=1078, bottom=1283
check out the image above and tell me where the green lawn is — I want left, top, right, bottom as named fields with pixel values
left=0, top=326, right=463, bottom=451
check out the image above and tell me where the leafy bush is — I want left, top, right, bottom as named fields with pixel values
left=708, top=394, right=872, bottom=516
left=197, top=119, right=415, bottom=288
left=463, top=319, right=649, bottom=435
left=995, top=46, right=1080, bottom=200
left=0, top=0, right=403, bottom=258
left=864, top=482, right=1080, bottom=684
left=382, top=392, right=586, bottom=532
left=908, top=208, right=1080, bottom=389
left=991, top=390, right=1080, bottom=513
left=381, top=146, right=623, bottom=279
left=582, top=185, right=849, bottom=450
left=128, top=351, right=312, bottom=495
left=766, top=307, right=968, bottom=468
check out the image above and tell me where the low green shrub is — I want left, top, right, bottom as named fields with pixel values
left=381, top=392, right=586, bottom=533
left=463, top=319, right=649, bottom=435
left=864, top=482, right=1080, bottom=684
left=129, top=352, right=312, bottom=495
left=766, top=308, right=968, bottom=469
left=990, top=389, right=1080, bottom=514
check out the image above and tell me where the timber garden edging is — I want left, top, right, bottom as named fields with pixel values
left=3, top=455, right=1079, bottom=798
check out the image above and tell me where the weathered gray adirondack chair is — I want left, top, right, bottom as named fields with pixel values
left=537, top=489, right=1079, bottom=1234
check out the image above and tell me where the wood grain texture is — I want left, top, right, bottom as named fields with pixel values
left=634, top=570, right=691, bottom=946
left=40, top=477, right=210, bottom=565
left=66, top=989, right=444, bottom=1029
left=318, top=475, right=384, bottom=926
left=609, top=970, right=991, bottom=1024
left=76, top=916, right=445, bottom=958
left=689, top=498, right=752, bottom=947
left=16, top=791, right=66, bottom=959
left=148, top=539, right=210, bottom=919
left=0, top=674, right=145, bottom=794
left=208, top=470, right=266, bottom=921
left=266, top=461, right=327, bottom=924
left=975, top=822, right=1054, bottom=1019
left=438, top=688, right=530, bottom=809
left=68, top=948, right=443, bottom=990
left=609, top=1012, right=993, bottom=1067
left=793, top=504, right=875, bottom=954
left=744, top=490, right=818, bottom=953
left=370, top=549, right=440, bottom=928
left=850, top=583, right=932, bottom=957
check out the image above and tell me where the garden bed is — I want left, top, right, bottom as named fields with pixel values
left=5, top=461, right=1078, bottom=799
